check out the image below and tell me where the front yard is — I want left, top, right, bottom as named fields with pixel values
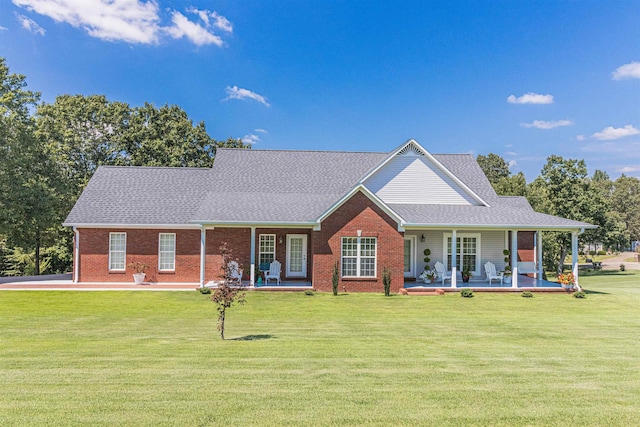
left=1, top=271, right=638, bottom=426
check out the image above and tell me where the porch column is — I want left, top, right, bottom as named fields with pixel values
left=73, top=227, right=79, bottom=284
left=511, top=230, right=518, bottom=288
left=451, top=229, right=457, bottom=288
left=536, top=231, right=544, bottom=279
left=250, top=226, right=256, bottom=286
left=572, top=230, right=580, bottom=291
left=199, top=227, right=206, bottom=287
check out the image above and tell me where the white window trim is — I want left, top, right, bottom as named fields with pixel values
left=443, top=233, right=481, bottom=274
left=341, top=236, right=377, bottom=278
left=109, top=232, right=126, bottom=271
left=259, top=234, right=276, bottom=267
left=158, top=233, right=176, bottom=272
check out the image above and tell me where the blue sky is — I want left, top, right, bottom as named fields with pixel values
left=2, top=0, right=639, bottom=180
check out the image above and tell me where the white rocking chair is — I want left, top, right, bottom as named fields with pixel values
left=264, top=260, right=282, bottom=285
left=484, top=261, right=503, bottom=286
left=227, top=261, right=243, bottom=285
left=434, top=261, right=452, bottom=285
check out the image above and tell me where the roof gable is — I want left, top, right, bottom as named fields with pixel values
left=361, top=139, right=488, bottom=206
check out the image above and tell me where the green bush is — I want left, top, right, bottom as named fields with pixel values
left=597, top=250, right=607, bottom=256
left=589, top=250, right=597, bottom=256
left=198, top=287, right=212, bottom=294
left=382, top=267, right=392, bottom=297
left=332, top=261, right=339, bottom=296
left=460, top=288, right=474, bottom=298
left=304, top=289, right=314, bottom=296
left=521, top=291, right=533, bottom=298
left=620, top=264, right=626, bottom=271
left=573, top=291, right=586, bottom=299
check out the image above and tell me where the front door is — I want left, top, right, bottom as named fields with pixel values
left=286, top=234, right=307, bottom=278
left=404, top=236, right=416, bottom=278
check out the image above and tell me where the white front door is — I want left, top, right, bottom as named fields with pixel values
left=404, top=236, right=416, bottom=278
left=286, top=234, right=307, bottom=278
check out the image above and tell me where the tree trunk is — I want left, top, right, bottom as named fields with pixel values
left=34, top=227, right=41, bottom=275
left=219, top=310, right=225, bottom=340
left=557, top=245, right=568, bottom=275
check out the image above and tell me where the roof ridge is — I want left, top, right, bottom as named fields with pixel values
left=217, top=147, right=388, bottom=154
left=98, top=165, right=212, bottom=170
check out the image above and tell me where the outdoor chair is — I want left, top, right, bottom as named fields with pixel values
left=434, top=261, right=452, bottom=285
left=227, top=260, right=243, bottom=285
left=264, top=260, right=282, bottom=285
left=484, top=261, right=503, bottom=286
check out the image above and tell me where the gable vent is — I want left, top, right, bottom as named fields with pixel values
left=397, top=143, right=425, bottom=157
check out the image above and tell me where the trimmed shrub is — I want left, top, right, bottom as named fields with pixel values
left=382, top=267, right=392, bottom=297
left=597, top=250, right=607, bottom=256
left=460, top=288, right=474, bottom=298
left=198, top=287, right=212, bottom=295
left=304, top=289, right=314, bottom=296
left=332, top=261, right=339, bottom=296
left=521, top=291, right=533, bottom=298
left=620, top=264, right=626, bottom=271
left=573, top=291, right=587, bottom=299
left=589, top=250, right=597, bottom=256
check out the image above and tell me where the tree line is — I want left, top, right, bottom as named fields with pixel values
left=477, top=153, right=640, bottom=272
left=0, top=58, right=248, bottom=276
left=2, top=57, right=639, bottom=276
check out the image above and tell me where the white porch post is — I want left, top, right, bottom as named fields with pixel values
left=199, top=226, right=206, bottom=287
left=73, top=227, right=79, bottom=283
left=511, top=230, right=518, bottom=288
left=250, top=226, right=256, bottom=286
left=537, top=231, right=544, bottom=280
left=451, top=229, right=457, bottom=288
left=572, top=230, right=580, bottom=291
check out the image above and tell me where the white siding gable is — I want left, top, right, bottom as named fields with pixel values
left=363, top=149, right=480, bottom=205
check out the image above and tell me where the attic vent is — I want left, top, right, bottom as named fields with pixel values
left=397, top=143, right=425, bottom=157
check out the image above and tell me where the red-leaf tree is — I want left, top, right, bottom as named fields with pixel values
left=211, top=242, right=246, bottom=339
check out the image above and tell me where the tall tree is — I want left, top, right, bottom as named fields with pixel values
left=610, top=175, right=640, bottom=246
left=527, top=155, right=606, bottom=272
left=0, top=58, right=61, bottom=274
left=477, top=153, right=526, bottom=196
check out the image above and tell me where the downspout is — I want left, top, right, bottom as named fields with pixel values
left=199, top=226, right=206, bottom=288
left=73, top=227, right=79, bottom=284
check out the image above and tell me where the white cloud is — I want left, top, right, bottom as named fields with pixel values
left=12, top=0, right=232, bottom=46
left=15, top=13, right=45, bottom=35
left=619, top=166, right=640, bottom=173
left=224, top=86, right=271, bottom=107
left=520, top=119, right=573, bottom=129
left=0, top=25, right=8, bottom=31
left=242, top=134, right=261, bottom=144
left=592, top=124, right=640, bottom=140
left=576, top=135, right=586, bottom=141
left=508, top=160, right=517, bottom=169
left=254, top=128, right=268, bottom=134
left=165, top=11, right=223, bottom=46
left=504, top=151, right=517, bottom=156
left=507, top=92, right=554, bottom=104
left=612, top=61, right=640, bottom=80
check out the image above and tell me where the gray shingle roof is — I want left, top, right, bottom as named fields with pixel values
left=64, top=146, right=594, bottom=230
left=63, top=166, right=213, bottom=226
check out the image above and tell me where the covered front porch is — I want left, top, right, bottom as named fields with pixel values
left=404, top=274, right=565, bottom=291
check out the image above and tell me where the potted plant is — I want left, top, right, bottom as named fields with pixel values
left=419, top=269, right=437, bottom=284
left=128, top=261, right=149, bottom=285
left=557, top=272, right=576, bottom=290
left=461, top=265, right=472, bottom=283
left=423, top=248, right=431, bottom=271
left=503, top=265, right=512, bottom=284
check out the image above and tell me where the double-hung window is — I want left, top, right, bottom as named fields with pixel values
left=109, top=232, right=126, bottom=271
left=341, top=237, right=377, bottom=278
left=259, top=234, right=276, bottom=268
left=158, top=233, right=176, bottom=271
left=444, top=233, right=480, bottom=273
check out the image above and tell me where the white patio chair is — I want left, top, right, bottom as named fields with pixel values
left=484, top=261, right=503, bottom=286
left=434, top=261, right=452, bottom=285
left=264, top=260, right=281, bottom=285
left=227, top=260, right=243, bottom=285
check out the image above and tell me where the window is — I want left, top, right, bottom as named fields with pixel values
left=341, top=237, right=377, bottom=278
left=109, top=232, right=126, bottom=271
left=259, top=234, right=276, bottom=267
left=444, top=233, right=480, bottom=273
left=158, top=233, right=176, bottom=271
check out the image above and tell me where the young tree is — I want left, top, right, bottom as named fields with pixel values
left=211, top=242, right=246, bottom=340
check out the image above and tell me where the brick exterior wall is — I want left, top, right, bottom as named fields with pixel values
left=514, top=231, right=535, bottom=262
left=76, top=228, right=201, bottom=283
left=312, top=191, right=404, bottom=292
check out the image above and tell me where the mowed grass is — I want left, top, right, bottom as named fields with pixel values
left=1, top=271, right=639, bottom=426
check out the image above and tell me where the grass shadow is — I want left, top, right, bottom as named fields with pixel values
left=230, top=334, right=275, bottom=341
left=583, top=289, right=610, bottom=295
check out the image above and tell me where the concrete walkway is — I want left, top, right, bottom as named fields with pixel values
left=0, top=274, right=200, bottom=291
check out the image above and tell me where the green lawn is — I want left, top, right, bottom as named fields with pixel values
left=1, top=272, right=639, bottom=426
